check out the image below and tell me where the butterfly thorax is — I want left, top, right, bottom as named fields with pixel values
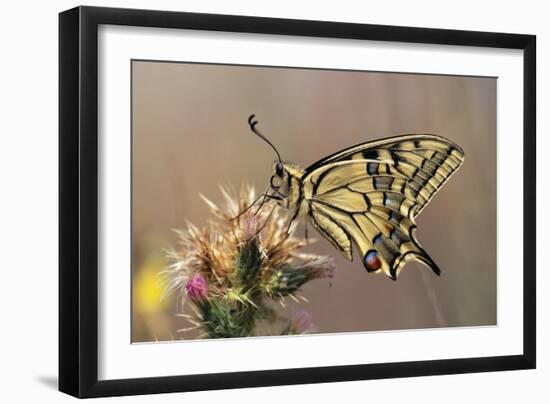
left=278, top=163, right=305, bottom=211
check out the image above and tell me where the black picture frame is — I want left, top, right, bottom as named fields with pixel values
left=59, top=5, right=536, bottom=398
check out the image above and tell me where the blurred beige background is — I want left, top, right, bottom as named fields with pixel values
left=131, top=60, right=496, bottom=342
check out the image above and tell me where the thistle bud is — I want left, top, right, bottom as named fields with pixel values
left=235, top=240, right=262, bottom=286
left=283, top=309, right=316, bottom=335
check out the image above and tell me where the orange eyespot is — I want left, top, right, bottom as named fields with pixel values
left=364, top=250, right=381, bottom=272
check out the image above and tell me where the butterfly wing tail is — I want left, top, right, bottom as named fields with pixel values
left=360, top=228, right=441, bottom=280
left=390, top=248, right=441, bottom=281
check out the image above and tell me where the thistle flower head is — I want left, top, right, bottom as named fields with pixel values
left=162, top=185, right=335, bottom=338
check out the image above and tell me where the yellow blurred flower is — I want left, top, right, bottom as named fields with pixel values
left=133, top=254, right=171, bottom=314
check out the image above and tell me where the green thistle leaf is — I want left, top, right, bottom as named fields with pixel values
left=200, top=298, right=257, bottom=338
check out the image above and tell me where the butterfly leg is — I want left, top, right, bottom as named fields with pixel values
left=284, top=217, right=294, bottom=235
left=284, top=216, right=292, bottom=235
left=285, top=206, right=301, bottom=236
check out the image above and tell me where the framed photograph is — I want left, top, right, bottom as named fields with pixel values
left=59, top=6, right=536, bottom=398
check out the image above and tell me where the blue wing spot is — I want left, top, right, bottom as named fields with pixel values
left=390, top=227, right=399, bottom=244
left=367, top=163, right=377, bottom=175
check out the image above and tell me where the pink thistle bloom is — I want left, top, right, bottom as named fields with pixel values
left=185, top=274, right=209, bottom=302
left=290, top=309, right=316, bottom=334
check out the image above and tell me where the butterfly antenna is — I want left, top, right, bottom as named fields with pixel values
left=248, top=114, right=282, bottom=163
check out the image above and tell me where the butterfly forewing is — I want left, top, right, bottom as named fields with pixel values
left=301, top=134, right=464, bottom=279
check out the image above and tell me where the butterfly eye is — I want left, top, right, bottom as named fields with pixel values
left=270, top=175, right=282, bottom=189
left=275, top=163, right=284, bottom=177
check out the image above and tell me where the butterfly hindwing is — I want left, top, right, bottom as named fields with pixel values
left=302, top=135, right=464, bottom=279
